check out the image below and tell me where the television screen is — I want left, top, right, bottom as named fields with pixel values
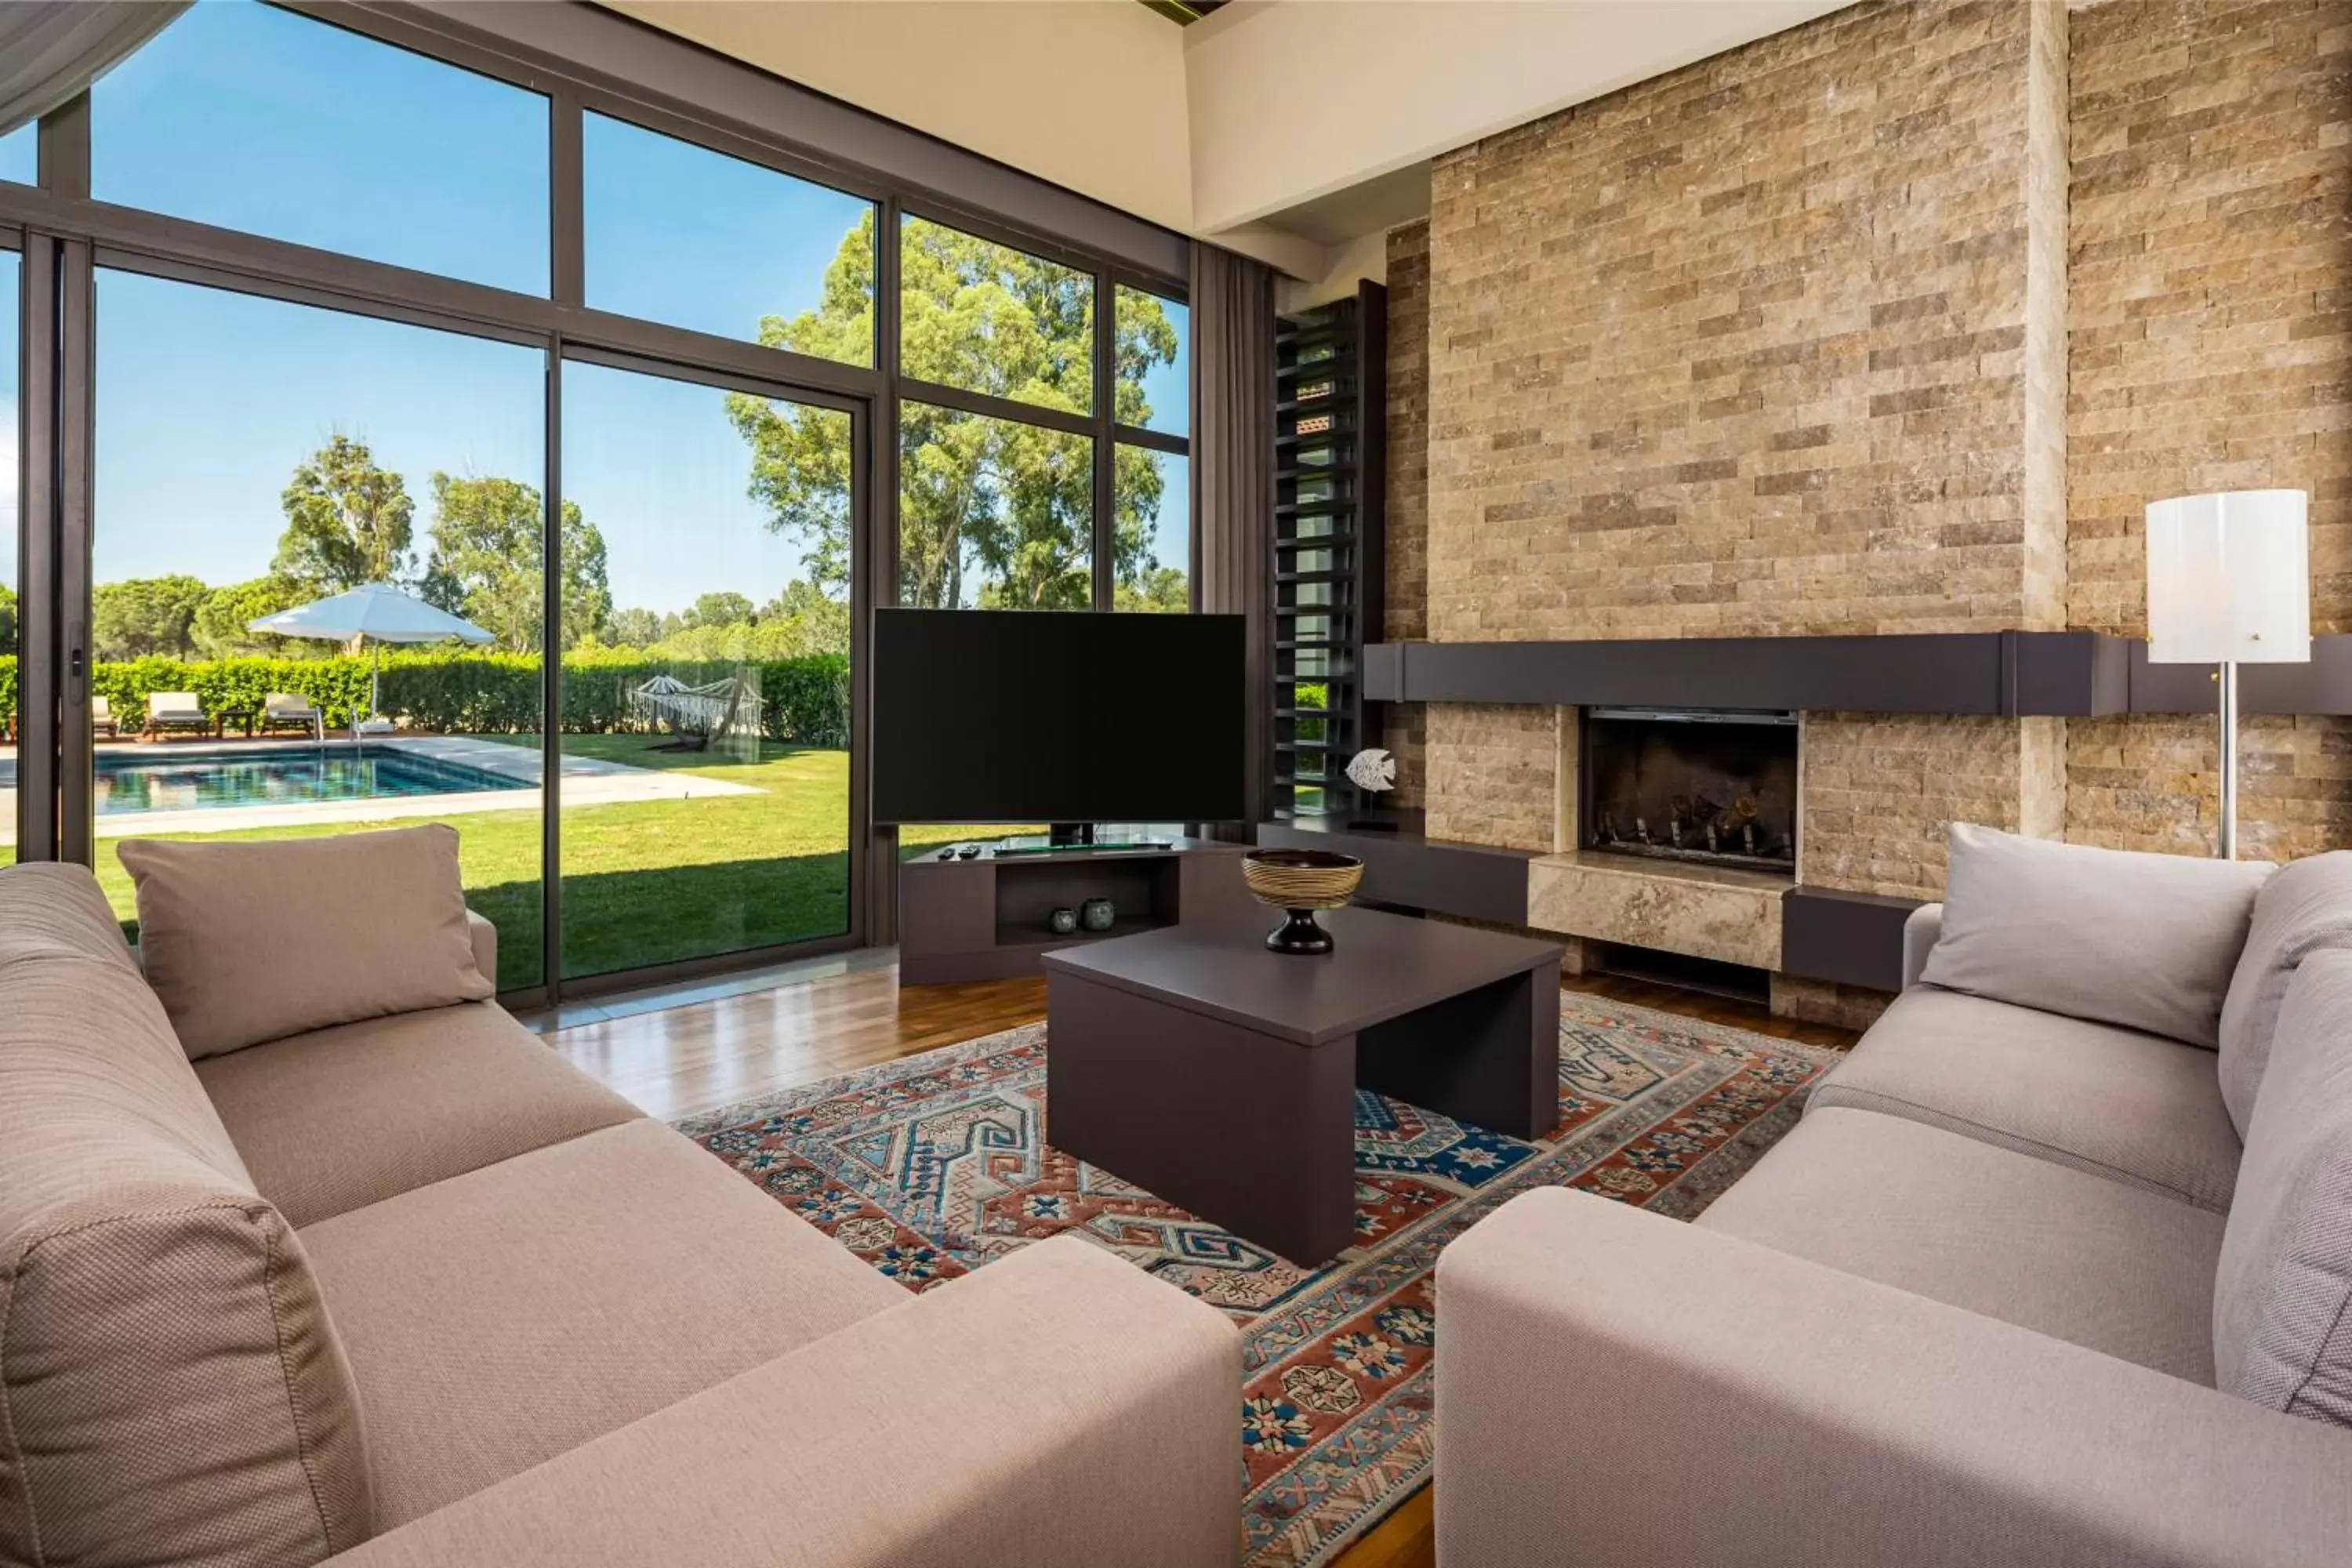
left=870, top=609, right=1247, bottom=826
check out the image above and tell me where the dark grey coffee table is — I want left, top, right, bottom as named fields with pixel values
left=1043, top=906, right=1564, bottom=1265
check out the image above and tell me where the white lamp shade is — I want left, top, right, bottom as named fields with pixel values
left=2145, top=489, right=2310, bottom=665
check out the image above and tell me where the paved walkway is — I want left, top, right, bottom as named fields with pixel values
left=0, top=734, right=760, bottom=845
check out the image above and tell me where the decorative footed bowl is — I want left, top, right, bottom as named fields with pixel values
left=1241, top=848, right=1365, bottom=955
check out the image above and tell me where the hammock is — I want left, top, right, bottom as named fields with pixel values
left=628, top=673, right=762, bottom=747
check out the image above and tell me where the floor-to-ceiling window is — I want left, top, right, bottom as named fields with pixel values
left=0, top=127, right=33, bottom=187
left=92, top=0, right=550, bottom=292
left=2, top=247, right=19, bottom=848
left=3, top=0, right=1185, bottom=998
left=89, top=271, right=549, bottom=988
left=558, top=361, right=856, bottom=978
left=894, top=219, right=1189, bottom=615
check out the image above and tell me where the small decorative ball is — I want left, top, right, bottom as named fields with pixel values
left=1048, top=906, right=1079, bottom=935
left=1080, top=898, right=1116, bottom=932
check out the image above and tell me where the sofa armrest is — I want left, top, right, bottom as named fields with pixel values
left=331, top=1235, right=1241, bottom=1568
left=1436, top=1188, right=2352, bottom=1568
left=464, top=909, right=496, bottom=987
left=1900, top=900, right=1943, bottom=990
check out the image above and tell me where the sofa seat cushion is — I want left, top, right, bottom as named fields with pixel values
left=1697, top=1107, right=2226, bottom=1381
left=1809, top=985, right=2241, bottom=1211
left=298, top=1117, right=908, bottom=1527
left=195, top=1000, right=641, bottom=1227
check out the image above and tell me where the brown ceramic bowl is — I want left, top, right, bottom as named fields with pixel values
left=1241, top=848, right=1365, bottom=910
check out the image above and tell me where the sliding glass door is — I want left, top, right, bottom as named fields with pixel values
left=557, top=359, right=858, bottom=980
left=1, top=248, right=18, bottom=858
left=87, top=267, right=550, bottom=982
left=87, top=269, right=549, bottom=987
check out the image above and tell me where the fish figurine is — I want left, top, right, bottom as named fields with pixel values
left=1344, top=748, right=1397, bottom=794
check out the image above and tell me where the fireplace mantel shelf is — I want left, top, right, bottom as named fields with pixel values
left=1363, top=632, right=2352, bottom=718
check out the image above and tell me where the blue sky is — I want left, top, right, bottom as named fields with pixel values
left=0, top=125, right=31, bottom=186
left=4, top=0, right=1189, bottom=615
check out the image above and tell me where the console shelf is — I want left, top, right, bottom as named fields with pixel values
left=898, top=838, right=1254, bottom=985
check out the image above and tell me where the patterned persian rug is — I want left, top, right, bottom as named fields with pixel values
left=675, top=989, right=1839, bottom=1568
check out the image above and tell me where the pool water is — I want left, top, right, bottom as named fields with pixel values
left=95, top=745, right=532, bottom=815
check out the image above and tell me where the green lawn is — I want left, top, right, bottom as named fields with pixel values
left=91, top=735, right=1018, bottom=990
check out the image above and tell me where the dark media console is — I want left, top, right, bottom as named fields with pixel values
left=898, top=837, right=1257, bottom=985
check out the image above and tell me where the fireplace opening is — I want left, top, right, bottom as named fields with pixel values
left=1579, top=707, right=1797, bottom=873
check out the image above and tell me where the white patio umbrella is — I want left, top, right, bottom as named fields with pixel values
left=249, top=582, right=494, bottom=734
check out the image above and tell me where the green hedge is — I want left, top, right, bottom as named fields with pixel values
left=0, top=652, right=850, bottom=747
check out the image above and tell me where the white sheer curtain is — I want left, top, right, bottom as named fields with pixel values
left=0, top=2, right=186, bottom=138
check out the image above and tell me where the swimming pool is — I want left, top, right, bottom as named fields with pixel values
left=94, top=745, right=532, bottom=815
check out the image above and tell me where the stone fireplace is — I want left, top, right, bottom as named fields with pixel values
left=1579, top=708, right=1797, bottom=873
left=1370, top=0, right=2351, bottom=1029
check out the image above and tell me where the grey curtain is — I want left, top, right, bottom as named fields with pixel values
left=1191, top=241, right=1277, bottom=833
left=0, top=2, right=187, bottom=139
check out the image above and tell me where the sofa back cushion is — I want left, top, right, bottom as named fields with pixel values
left=0, top=862, right=372, bottom=1567
left=2218, top=851, right=2352, bottom=1137
left=120, top=824, right=493, bottom=1059
left=1919, top=823, right=2271, bottom=1047
left=2214, top=949, right=2352, bottom=1427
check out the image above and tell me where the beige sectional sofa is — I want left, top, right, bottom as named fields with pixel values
left=1437, top=825, right=2352, bottom=1566
left=0, top=828, right=1241, bottom=1568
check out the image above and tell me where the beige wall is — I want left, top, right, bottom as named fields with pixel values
left=1182, top=0, right=1846, bottom=234
left=612, top=0, right=1855, bottom=278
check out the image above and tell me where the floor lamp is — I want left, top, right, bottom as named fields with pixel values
left=2144, top=489, right=2310, bottom=860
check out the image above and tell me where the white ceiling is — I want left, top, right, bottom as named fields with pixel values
left=606, top=0, right=1849, bottom=278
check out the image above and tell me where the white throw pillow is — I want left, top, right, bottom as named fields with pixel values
left=1918, top=823, right=2271, bottom=1047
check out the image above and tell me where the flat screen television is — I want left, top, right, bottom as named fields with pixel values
left=870, top=608, right=1247, bottom=829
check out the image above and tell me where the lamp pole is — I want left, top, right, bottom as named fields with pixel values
left=2217, top=659, right=2238, bottom=861
left=2143, top=489, right=2307, bottom=864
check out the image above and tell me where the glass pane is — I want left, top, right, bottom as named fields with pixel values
left=558, top=361, right=853, bottom=978
left=1116, top=286, right=1186, bottom=437
left=900, top=215, right=1092, bottom=416
left=93, top=270, right=546, bottom=986
left=899, top=402, right=1091, bottom=609
left=93, top=2, right=550, bottom=294
left=1114, top=448, right=1187, bottom=612
left=0, top=125, right=33, bottom=185
left=583, top=112, right=874, bottom=365
left=2, top=250, right=16, bottom=862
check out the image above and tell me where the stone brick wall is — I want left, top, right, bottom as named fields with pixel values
left=1423, top=704, right=1559, bottom=852
left=1381, top=220, right=1431, bottom=808
left=2065, top=0, right=2352, bottom=860
left=1422, top=0, right=2049, bottom=644
left=1415, top=0, right=2068, bottom=889
left=1377, top=0, right=2352, bottom=1000
left=1801, top=713, right=2065, bottom=898
left=1384, top=220, right=1431, bottom=643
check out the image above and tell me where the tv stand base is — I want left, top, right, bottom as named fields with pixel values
left=898, top=837, right=1254, bottom=985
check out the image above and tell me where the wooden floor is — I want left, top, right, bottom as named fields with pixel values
left=546, top=957, right=1857, bottom=1568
